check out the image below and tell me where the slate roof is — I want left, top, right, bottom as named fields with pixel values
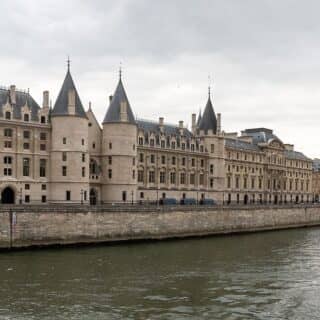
left=51, top=69, right=87, bottom=118
left=225, top=138, right=260, bottom=151
left=103, top=78, right=136, bottom=124
left=241, top=128, right=283, bottom=144
left=137, top=119, right=193, bottom=137
left=197, top=110, right=202, bottom=126
left=0, top=88, right=40, bottom=121
left=284, top=150, right=311, bottom=161
left=313, top=159, right=320, bottom=171
left=198, top=96, right=217, bottom=133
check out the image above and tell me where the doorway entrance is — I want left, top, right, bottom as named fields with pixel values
left=1, top=187, right=15, bottom=204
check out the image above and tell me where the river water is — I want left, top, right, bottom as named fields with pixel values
left=0, top=227, right=320, bottom=319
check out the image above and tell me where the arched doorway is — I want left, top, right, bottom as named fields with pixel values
left=90, top=188, right=97, bottom=205
left=2, top=187, right=15, bottom=204
left=244, top=194, right=248, bottom=205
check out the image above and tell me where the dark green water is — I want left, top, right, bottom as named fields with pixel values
left=1, top=228, right=320, bottom=319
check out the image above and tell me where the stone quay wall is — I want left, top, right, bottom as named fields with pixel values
left=0, top=205, right=320, bottom=249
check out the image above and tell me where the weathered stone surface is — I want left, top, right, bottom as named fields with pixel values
left=0, top=206, right=320, bottom=249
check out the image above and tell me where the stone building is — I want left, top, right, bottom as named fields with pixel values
left=0, top=64, right=314, bottom=204
left=312, top=159, right=320, bottom=202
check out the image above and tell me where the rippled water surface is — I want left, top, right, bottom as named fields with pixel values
left=1, top=227, right=320, bottom=319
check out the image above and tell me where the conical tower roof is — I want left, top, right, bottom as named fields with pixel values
left=51, top=67, right=87, bottom=118
left=197, top=109, right=202, bottom=127
left=198, top=90, right=217, bottom=133
left=103, top=77, right=136, bottom=124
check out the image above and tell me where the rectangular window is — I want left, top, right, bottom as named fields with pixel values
left=180, top=172, right=185, bottom=184
left=227, top=176, right=231, bottom=188
left=4, top=141, right=12, bottom=148
left=181, top=143, right=185, bottom=150
left=25, top=195, right=30, bottom=203
left=109, top=142, right=112, bottom=149
left=4, top=128, right=12, bottom=137
left=62, top=152, right=67, bottom=161
left=148, top=171, right=155, bottom=183
left=62, top=166, right=67, bottom=176
left=25, top=184, right=30, bottom=190
left=40, top=144, right=46, bottom=151
left=210, top=178, right=213, bottom=188
left=108, top=169, right=112, bottom=179
left=170, top=172, right=176, bottom=184
left=182, top=157, right=186, bottom=166
left=172, top=157, right=176, bottom=165
left=81, top=139, right=84, bottom=145
left=23, top=158, right=30, bottom=176
left=23, top=142, right=30, bottom=150
left=4, top=156, right=12, bottom=164
left=82, top=153, right=85, bottom=162
left=161, top=155, right=166, bottom=165
left=201, top=159, right=204, bottom=167
left=211, top=144, right=215, bottom=153
left=132, top=169, right=135, bottom=179
left=82, top=167, right=85, bottom=177
left=66, top=190, right=71, bottom=201
left=4, top=168, right=12, bottom=176
left=160, top=171, right=166, bottom=184
left=42, top=195, right=47, bottom=203
left=92, top=142, right=96, bottom=149
left=190, top=173, right=195, bottom=185
left=199, top=174, right=204, bottom=185
left=140, top=192, right=144, bottom=199
left=191, top=144, right=195, bottom=151
left=138, top=170, right=144, bottom=182
left=63, top=137, right=66, bottom=144
left=150, top=139, right=154, bottom=146
left=108, top=156, right=112, bottom=165
left=41, top=184, right=47, bottom=190
left=150, top=154, right=155, bottom=163
left=210, top=164, right=214, bottom=174
left=138, top=137, right=143, bottom=145
left=40, top=159, right=46, bottom=177
left=191, top=158, right=195, bottom=167
left=40, top=132, right=46, bottom=140
left=139, top=153, right=144, bottom=162
left=23, top=130, right=30, bottom=139
left=171, top=141, right=176, bottom=149
left=161, top=140, right=165, bottom=148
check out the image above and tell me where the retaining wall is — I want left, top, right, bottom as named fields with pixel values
left=1, top=205, right=320, bottom=249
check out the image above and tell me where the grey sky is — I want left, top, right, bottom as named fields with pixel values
left=1, top=0, right=319, bottom=157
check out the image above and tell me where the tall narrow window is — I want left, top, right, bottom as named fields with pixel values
left=24, top=114, right=29, bottom=122
left=23, top=158, right=30, bottom=176
left=66, top=190, right=71, bottom=201
left=82, top=153, right=85, bottom=162
left=40, top=159, right=46, bottom=177
left=63, top=137, right=66, bottom=144
left=4, top=128, right=12, bottom=137
left=62, top=152, right=67, bottom=161
left=5, top=111, right=11, bottom=120
left=82, top=167, right=85, bottom=177
left=108, top=156, right=112, bottom=165
left=62, top=166, right=67, bottom=176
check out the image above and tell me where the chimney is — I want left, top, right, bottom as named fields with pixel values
left=68, top=89, right=76, bottom=115
left=179, top=120, right=184, bottom=135
left=109, top=95, right=113, bottom=103
left=10, top=85, right=16, bottom=105
left=217, top=113, right=221, bottom=134
left=191, top=113, right=196, bottom=133
left=120, top=101, right=128, bottom=121
left=43, top=91, right=49, bottom=109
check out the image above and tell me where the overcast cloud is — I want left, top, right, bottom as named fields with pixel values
left=1, top=0, right=320, bottom=157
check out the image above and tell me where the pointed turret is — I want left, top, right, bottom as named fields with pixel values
left=51, top=65, right=87, bottom=118
left=198, top=87, right=217, bottom=134
left=103, top=77, right=135, bottom=124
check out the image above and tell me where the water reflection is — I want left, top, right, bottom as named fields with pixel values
left=0, top=227, right=320, bottom=319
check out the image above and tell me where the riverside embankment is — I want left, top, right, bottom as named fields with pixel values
left=1, top=204, right=320, bottom=249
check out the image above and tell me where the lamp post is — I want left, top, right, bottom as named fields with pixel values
left=80, top=189, right=83, bottom=205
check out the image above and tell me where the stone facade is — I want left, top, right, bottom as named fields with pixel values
left=312, top=159, right=320, bottom=202
left=0, top=65, right=314, bottom=204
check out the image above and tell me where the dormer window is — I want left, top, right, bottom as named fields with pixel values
left=150, top=139, right=154, bottom=147
left=5, top=112, right=11, bottom=120
left=24, top=114, right=29, bottom=122
left=41, top=116, right=46, bottom=124
left=138, top=137, right=143, bottom=145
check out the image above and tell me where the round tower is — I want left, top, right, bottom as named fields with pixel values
left=49, top=63, right=89, bottom=203
left=101, top=73, right=137, bottom=203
